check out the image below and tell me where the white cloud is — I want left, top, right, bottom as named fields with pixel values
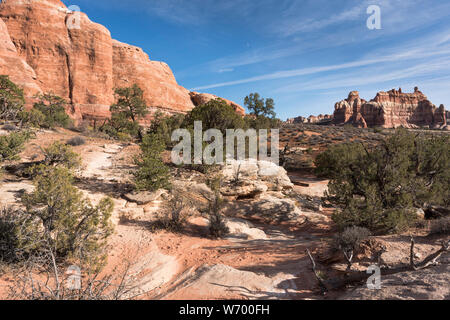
left=191, top=30, right=450, bottom=91
left=277, top=58, right=450, bottom=93
left=274, top=2, right=366, bottom=37
left=217, top=68, right=234, bottom=73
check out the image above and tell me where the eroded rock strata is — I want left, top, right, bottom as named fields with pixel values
left=333, top=88, right=447, bottom=129
left=0, top=0, right=243, bottom=123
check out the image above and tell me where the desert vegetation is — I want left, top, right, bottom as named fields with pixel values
left=133, top=133, right=170, bottom=192
left=315, top=129, right=449, bottom=233
left=100, top=84, right=149, bottom=141
left=0, top=76, right=449, bottom=301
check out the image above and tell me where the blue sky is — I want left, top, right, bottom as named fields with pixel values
left=67, top=0, right=450, bottom=120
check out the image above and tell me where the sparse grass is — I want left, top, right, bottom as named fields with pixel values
left=430, top=217, right=450, bottom=235
left=66, top=136, right=86, bottom=146
left=160, top=193, right=194, bottom=232
left=333, top=226, right=371, bottom=251
left=2, top=124, right=17, bottom=132
left=208, top=211, right=229, bottom=239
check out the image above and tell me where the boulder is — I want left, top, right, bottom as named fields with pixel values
left=221, top=159, right=293, bottom=198
left=249, top=193, right=304, bottom=222
left=123, top=189, right=166, bottom=205
left=225, top=218, right=268, bottom=240
left=226, top=192, right=306, bottom=223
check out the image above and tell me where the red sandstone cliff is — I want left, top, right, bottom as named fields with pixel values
left=112, top=40, right=195, bottom=118
left=0, top=0, right=244, bottom=123
left=0, top=17, right=41, bottom=99
left=0, top=0, right=113, bottom=120
left=333, top=88, right=448, bottom=129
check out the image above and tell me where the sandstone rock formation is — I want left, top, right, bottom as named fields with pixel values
left=0, top=17, right=41, bottom=98
left=334, top=88, right=448, bottom=129
left=341, top=260, right=450, bottom=300
left=219, top=159, right=317, bottom=223
left=161, top=264, right=287, bottom=300
left=190, top=92, right=246, bottom=116
left=113, top=40, right=195, bottom=118
left=334, top=91, right=366, bottom=127
left=221, top=159, right=294, bottom=198
left=0, top=0, right=243, bottom=123
left=287, top=114, right=332, bottom=124
left=0, top=0, right=114, bottom=120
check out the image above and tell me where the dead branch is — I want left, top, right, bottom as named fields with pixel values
left=306, top=238, right=449, bottom=291
left=412, top=238, right=450, bottom=270
left=306, top=249, right=328, bottom=295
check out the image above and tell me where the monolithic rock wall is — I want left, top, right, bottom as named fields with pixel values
left=0, top=16, right=41, bottom=99
left=0, top=0, right=244, bottom=123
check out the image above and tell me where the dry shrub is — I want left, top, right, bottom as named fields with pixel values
left=430, top=217, right=450, bottom=235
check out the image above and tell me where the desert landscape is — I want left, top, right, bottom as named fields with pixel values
left=0, top=0, right=449, bottom=303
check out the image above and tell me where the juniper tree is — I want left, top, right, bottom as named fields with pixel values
left=315, top=129, right=450, bottom=233
left=32, top=93, right=71, bottom=128
left=42, top=141, right=82, bottom=170
left=0, top=131, right=31, bottom=163
left=0, top=75, right=25, bottom=122
left=244, top=93, right=280, bottom=129
left=244, top=93, right=275, bottom=118
left=110, top=84, right=149, bottom=141
left=148, top=111, right=185, bottom=148
left=20, top=166, right=114, bottom=269
left=183, top=98, right=245, bottom=134
left=133, top=133, right=170, bottom=192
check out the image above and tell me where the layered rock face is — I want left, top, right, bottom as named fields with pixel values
left=112, top=40, right=195, bottom=117
left=333, top=91, right=368, bottom=128
left=333, top=88, right=447, bottom=129
left=0, top=0, right=244, bottom=123
left=0, top=0, right=113, bottom=120
left=0, top=17, right=41, bottom=98
left=286, top=114, right=332, bottom=124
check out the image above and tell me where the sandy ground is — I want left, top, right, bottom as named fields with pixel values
left=0, top=128, right=447, bottom=300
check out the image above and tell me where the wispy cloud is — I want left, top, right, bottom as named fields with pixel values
left=176, top=0, right=450, bottom=82
left=217, top=68, right=234, bottom=73
left=274, top=2, right=366, bottom=37
left=142, top=0, right=271, bottom=25
left=277, top=58, right=450, bottom=93
left=191, top=30, right=450, bottom=91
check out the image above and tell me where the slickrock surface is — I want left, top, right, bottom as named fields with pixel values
left=0, top=0, right=244, bottom=123
left=341, top=255, right=450, bottom=300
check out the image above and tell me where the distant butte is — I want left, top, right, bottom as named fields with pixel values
left=333, top=88, right=448, bottom=129
left=288, top=88, right=448, bottom=130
